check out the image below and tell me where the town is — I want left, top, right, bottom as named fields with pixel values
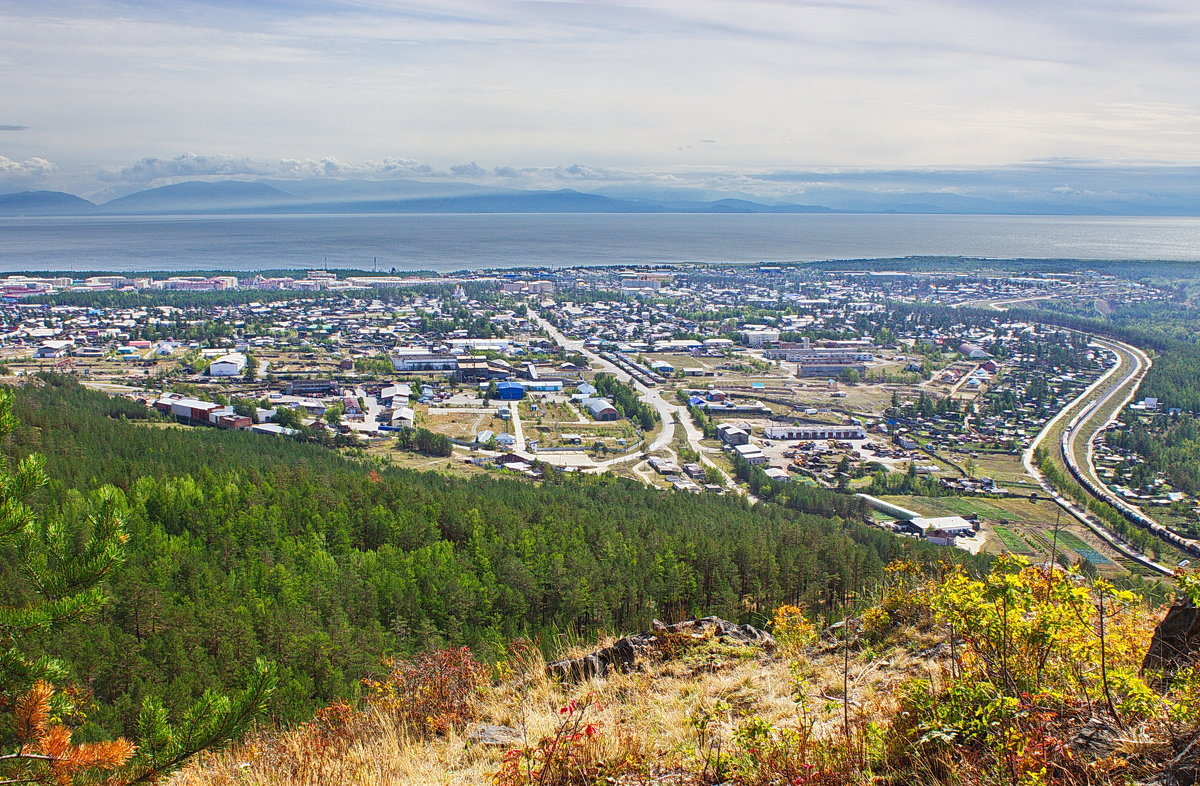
left=0, top=262, right=1190, bottom=577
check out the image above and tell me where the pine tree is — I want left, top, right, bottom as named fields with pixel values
left=0, top=389, right=277, bottom=784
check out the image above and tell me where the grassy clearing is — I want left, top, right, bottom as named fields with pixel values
left=173, top=624, right=946, bottom=786
left=172, top=560, right=1184, bottom=786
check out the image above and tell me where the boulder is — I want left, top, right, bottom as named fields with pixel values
left=1068, top=717, right=1119, bottom=758
left=1142, top=600, right=1200, bottom=685
left=467, top=724, right=524, bottom=747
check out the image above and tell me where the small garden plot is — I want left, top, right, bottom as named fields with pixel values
left=993, top=526, right=1034, bottom=554
left=1053, top=531, right=1112, bottom=565
left=1023, top=530, right=1056, bottom=553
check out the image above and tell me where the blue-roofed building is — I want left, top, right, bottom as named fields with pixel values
left=496, top=381, right=526, bottom=400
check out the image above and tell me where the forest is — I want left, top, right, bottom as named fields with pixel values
left=0, top=376, right=932, bottom=741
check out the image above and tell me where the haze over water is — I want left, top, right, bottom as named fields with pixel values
left=1, top=213, right=1199, bottom=273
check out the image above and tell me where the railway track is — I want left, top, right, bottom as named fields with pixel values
left=1023, top=336, right=1176, bottom=575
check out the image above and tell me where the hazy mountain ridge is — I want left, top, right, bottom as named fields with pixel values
left=4, top=178, right=1200, bottom=216
left=0, top=190, right=97, bottom=215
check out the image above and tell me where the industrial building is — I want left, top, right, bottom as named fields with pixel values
left=764, top=425, right=866, bottom=441
left=33, top=340, right=74, bottom=358
left=284, top=379, right=340, bottom=396
left=208, top=353, right=248, bottom=377
left=581, top=397, right=619, bottom=421
left=495, top=381, right=526, bottom=400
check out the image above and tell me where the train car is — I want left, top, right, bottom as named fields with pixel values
left=1060, top=423, right=1200, bottom=558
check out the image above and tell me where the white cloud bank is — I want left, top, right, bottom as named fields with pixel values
left=99, top=152, right=433, bottom=183
left=0, top=154, right=56, bottom=185
left=1, top=0, right=1199, bottom=194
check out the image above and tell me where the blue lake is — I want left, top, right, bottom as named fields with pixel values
left=1, top=213, right=1198, bottom=272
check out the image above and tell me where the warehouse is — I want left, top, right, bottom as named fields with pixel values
left=208, top=353, right=247, bottom=377
left=581, top=397, right=619, bottom=421
left=33, top=340, right=73, bottom=358
left=764, top=425, right=866, bottom=441
left=284, top=379, right=340, bottom=396
left=496, top=381, right=526, bottom=400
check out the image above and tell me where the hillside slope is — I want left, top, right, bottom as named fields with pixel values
left=173, top=559, right=1197, bottom=786
left=3, top=377, right=921, bottom=739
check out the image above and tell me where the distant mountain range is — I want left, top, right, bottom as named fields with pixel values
left=2, top=178, right=1199, bottom=216
left=0, top=190, right=97, bottom=215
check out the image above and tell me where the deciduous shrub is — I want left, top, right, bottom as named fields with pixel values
left=363, top=647, right=487, bottom=735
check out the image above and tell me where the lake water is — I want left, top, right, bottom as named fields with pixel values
left=1, top=213, right=1199, bottom=273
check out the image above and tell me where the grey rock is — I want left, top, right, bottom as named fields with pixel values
left=1068, top=717, right=1118, bottom=757
left=468, top=724, right=523, bottom=747
left=545, top=616, right=775, bottom=683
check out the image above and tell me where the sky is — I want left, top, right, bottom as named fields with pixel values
left=3, top=0, right=1200, bottom=202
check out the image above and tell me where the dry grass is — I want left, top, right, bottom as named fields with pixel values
left=171, top=627, right=943, bottom=786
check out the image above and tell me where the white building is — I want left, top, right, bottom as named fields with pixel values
left=33, top=340, right=74, bottom=358
left=391, top=352, right=458, bottom=372
left=733, top=443, right=768, bottom=465
left=741, top=329, right=780, bottom=347
left=208, top=353, right=248, bottom=377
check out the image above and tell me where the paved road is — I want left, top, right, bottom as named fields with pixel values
left=348, top=387, right=383, bottom=433
left=508, top=400, right=526, bottom=452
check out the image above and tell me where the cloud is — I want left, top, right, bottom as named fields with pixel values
left=70, top=148, right=1200, bottom=210
left=6, top=0, right=1200, bottom=185
left=277, top=156, right=433, bottom=178
left=449, top=161, right=486, bottom=177
left=0, top=125, right=27, bottom=131
left=0, top=154, right=56, bottom=184
left=103, top=152, right=434, bottom=183
left=102, top=152, right=267, bottom=182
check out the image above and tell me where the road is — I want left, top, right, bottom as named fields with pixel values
left=1064, top=339, right=1150, bottom=493
left=508, top=400, right=526, bottom=451
left=531, top=313, right=740, bottom=493
left=349, top=387, right=382, bottom=433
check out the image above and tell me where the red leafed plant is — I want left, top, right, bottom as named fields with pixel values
left=493, top=695, right=640, bottom=786
left=363, top=647, right=487, bottom=735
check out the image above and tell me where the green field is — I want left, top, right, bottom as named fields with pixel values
left=993, top=525, right=1033, bottom=554
left=1053, top=530, right=1113, bottom=565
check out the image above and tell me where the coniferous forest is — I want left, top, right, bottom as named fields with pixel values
left=0, top=377, right=934, bottom=740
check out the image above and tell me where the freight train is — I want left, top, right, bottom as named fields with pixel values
left=1059, top=400, right=1200, bottom=558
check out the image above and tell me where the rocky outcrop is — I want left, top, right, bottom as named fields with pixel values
left=1142, top=600, right=1200, bottom=685
left=545, top=616, right=774, bottom=683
